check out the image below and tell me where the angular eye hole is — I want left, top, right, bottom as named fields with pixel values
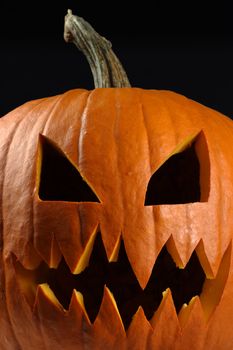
left=37, top=136, right=100, bottom=203
left=144, top=132, right=209, bottom=205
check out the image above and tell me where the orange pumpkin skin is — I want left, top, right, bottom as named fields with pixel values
left=0, top=87, right=233, bottom=349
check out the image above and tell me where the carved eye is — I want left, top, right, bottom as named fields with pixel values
left=144, top=132, right=210, bottom=205
left=38, top=136, right=100, bottom=203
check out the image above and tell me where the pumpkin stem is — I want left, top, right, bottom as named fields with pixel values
left=64, top=9, right=131, bottom=88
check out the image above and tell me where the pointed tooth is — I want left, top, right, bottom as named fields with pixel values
left=69, top=289, right=91, bottom=324
left=94, top=286, right=125, bottom=341
left=166, top=235, right=184, bottom=268
left=72, top=225, right=98, bottom=274
left=150, top=288, right=179, bottom=334
left=49, top=233, right=62, bottom=268
left=34, top=283, right=65, bottom=313
left=178, top=303, right=188, bottom=326
left=200, top=236, right=231, bottom=278
left=33, top=284, right=75, bottom=349
left=178, top=296, right=205, bottom=328
left=65, top=290, right=93, bottom=347
left=127, top=307, right=152, bottom=348
left=178, top=297, right=206, bottom=349
left=200, top=242, right=231, bottom=321
left=109, top=235, right=121, bottom=262
left=123, top=236, right=155, bottom=289
left=157, top=205, right=202, bottom=267
left=195, top=240, right=214, bottom=278
left=34, top=201, right=69, bottom=267
left=149, top=289, right=180, bottom=348
left=122, top=205, right=159, bottom=290
left=35, top=200, right=96, bottom=273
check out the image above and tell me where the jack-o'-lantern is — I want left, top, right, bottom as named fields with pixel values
left=0, top=9, right=233, bottom=350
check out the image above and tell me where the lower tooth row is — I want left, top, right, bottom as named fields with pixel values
left=34, top=283, right=201, bottom=329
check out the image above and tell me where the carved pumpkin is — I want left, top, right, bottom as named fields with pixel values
left=1, top=10, right=233, bottom=350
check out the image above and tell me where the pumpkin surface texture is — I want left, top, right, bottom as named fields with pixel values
left=1, top=10, right=233, bottom=350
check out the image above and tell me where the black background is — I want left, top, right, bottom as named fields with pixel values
left=0, top=1, right=232, bottom=118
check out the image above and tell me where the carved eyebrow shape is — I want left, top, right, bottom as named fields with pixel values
left=144, top=131, right=210, bottom=205
left=37, top=135, right=100, bottom=203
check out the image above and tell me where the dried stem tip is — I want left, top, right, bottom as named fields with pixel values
left=64, top=9, right=131, bottom=88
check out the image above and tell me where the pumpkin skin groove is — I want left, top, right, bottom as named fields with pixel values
left=1, top=88, right=233, bottom=348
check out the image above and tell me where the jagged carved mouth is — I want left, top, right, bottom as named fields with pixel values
left=14, top=233, right=231, bottom=330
